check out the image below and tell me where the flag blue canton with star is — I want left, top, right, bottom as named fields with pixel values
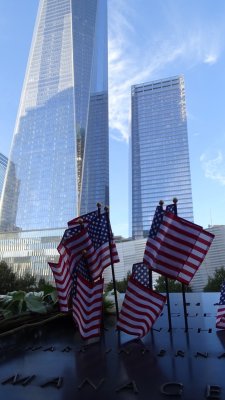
left=219, top=282, right=225, bottom=305
left=68, top=210, right=113, bottom=249
left=166, top=203, right=177, bottom=215
left=132, top=262, right=150, bottom=288
left=87, top=213, right=112, bottom=249
left=68, top=210, right=98, bottom=227
left=62, top=224, right=84, bottom=242
left=71, top=257, right=92, bottom=297
left=148, top=205, right=165, bottom=239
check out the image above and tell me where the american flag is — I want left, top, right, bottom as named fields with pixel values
left=166, top=203, right=177, bottom=214
left=216, top=282, right=225, bottom=329
left=165, top=203, right=214, bottom=284
left=148, top=205, right=165, bottom=239
left=57, top=224, right=93, bottom=264
left=117, top=265, right=166, bottom=338
left=144, top=209, right=214, bottom=284
left=132, top=262, right=151, bottom=288
left=48, top=257, right=72, bottom=312
left=68, top=211, right=119, bottom=280
left=49, top=224, right=93, bottom=312
left=57, top=223, right=94, bottom=285
left=72, top=273, right=104, bottom=339
left=71, top=255, right=92, bottom=296
left=177, top=226, right=214, bottom=284
left=67, top=210, right=98, bottom=227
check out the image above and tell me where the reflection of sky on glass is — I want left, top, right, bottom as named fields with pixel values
left=91, top=0, right=108, bottom=93
left=0, top=0, right=109, bottom=232
left=1, top=1, right=225, bottom=236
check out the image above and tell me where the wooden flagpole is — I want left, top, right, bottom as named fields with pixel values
left=173, top=198, right=188, bottom=332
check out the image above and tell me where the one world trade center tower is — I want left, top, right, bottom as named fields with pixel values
left=0, top=0, right=109, bottom=232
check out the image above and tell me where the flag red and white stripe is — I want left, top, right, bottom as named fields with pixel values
left=48, top=257, right=72, bottom=312
left=78, top=240, right=119, bottom=280
left=68, top=211, right=119, bottom=280
left=57, top=224, right=97, bottom=283
left=117, top=276, right=166, bottom=338
left=216, top=282, right=225, bottom=329
left=216, top=308, right=225, bottom=329
left=57, top=224, right=92, bottom=262
left=177, top=229, right=214, bottom=284
left=73, top=274, right=104, bottom=339
left=49, top=226, right=92, bottom=312
left=144, top=212, right=214, bottom=284
left=67, top=210, right=98, bottom=228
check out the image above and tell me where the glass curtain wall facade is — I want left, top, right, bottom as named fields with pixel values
left=131, top=76, right=193, bottom=239
left=0, top=153, right=8, bottom=201
left=0, top=230, right=160, bottom=287
left=0, top=0, right=109, bottom=232
left=191, top=225, right=225, bottom=291
left=0, top=228, right=64, bottom=282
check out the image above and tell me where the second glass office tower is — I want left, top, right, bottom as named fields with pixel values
left=0, top=0, right=109, bottom=232
left=131, top=76, right=193, bottom=239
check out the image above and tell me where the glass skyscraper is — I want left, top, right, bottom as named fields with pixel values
left=0, top=153, right=8, bottom=200
left=131, top=76, right=193, bottom=239
left=0, top=0, right=109, bottom=232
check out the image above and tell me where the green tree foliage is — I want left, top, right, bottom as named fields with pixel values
left=106, top=272, right=131, bottom=293
left=203, top=267, right=225, bottom=292
left=37, top=277, right=54, bottom=293
left=14, top=272, right=37, bottom=292
left=154, top=275, right=192, bottom=293
left=0, top=261, right=17, bottom=294
left=38, top=277, right=48, bottom=291
left=0, top=261, right=40, bottom=294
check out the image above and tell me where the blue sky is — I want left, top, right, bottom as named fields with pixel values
left=1, top=0, right=225, bottom=237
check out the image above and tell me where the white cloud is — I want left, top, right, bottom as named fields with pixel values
left=204, top=54, right=218, bottom=65
left=108, top=1, right=224, bottom=142
left=200, top=151, right=225, bottom=185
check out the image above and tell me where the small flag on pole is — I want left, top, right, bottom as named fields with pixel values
left=132, top=262, right=151, bottom=288
left=166, top=203, right=177, bottom=214
left=50, top=224, right=93, bottom=312
left=68, top=211, right=120, bottom=280
left=144, top=209, right=214, bottom=284
left=67, top=210, right=99, bottom=227
left=48, top=257, right=72, bottom=312
left=71, top=255, right=93, bottom=296
left=216, top=282, right=225, bottom=329
left=72, top=273, right=104, bottom=339
left=57, top=224, right=93, bottom=266
left=177, top=227, right=214, bottom=284
left=117, top=264, right=166, bottom=338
